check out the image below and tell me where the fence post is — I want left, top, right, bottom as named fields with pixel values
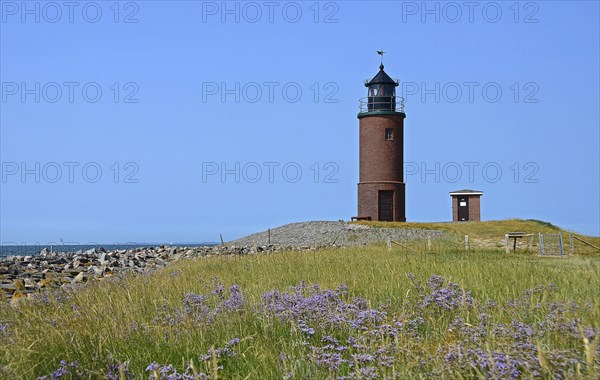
left=569, top=234, right=574, bottom=255
left=559, top=233, right=564, bottom=256
left=387, top=239, right=392, bottom=252
left=538, top=233, right=543, bottom=255
left=504, top=234, right=509, bottom=254
left=427, top=235, right=432, bottom=251
left=464, top=235, right=469, bottom=250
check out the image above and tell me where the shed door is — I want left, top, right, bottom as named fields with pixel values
left=379, top=191, right=394, bottom=221
left=458, top=197, right=469, bottom=221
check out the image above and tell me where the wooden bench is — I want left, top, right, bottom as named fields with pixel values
left=351, top=216, right=372, bottom=221
left=504, top=232, right=533, bottom=253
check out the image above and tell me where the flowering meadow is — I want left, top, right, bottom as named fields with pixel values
left=0, top=244, right=598, bottom=379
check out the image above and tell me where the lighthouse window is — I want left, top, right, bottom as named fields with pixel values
left=369, top=84, right=382, bottom=96
left=385, top=128, right=393, bottom=140
left=382, top=84, right=395, bottom=96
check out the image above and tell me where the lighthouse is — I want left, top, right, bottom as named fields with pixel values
left=357, top=58, right=406, bottom=222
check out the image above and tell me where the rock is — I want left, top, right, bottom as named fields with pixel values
left=40, top=247, right=50, bottom=256
left=73, top=272, right=85, bottom=283
left=24, top=278, right=36, bottom=289
left=13, top=279, right=25, bottom=291
left=172, top=253, right=183, bottom=261
left=38, top=278, right=53, bottom=288
left=88, top=266, right=104, bottom=276
left=49, top=258, right=67, bottom=265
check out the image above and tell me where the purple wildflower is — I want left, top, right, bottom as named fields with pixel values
left=146, top=363, right=160, bottom=372
left=37, top=361, right=81, bottom=380
left=199, top=337, right=241, bottom=362
left=312, top=349, right=346, bottom=372
left=350, top=366, right=379, bottom=379
left=426, top=274, right=446, bottom=291
left=298, top=320, right=315, bottom=335
left=105, top=362, right=134, bottom=380
left=420, top=275, right=474, bottom=311
left=351, top=353, right=375, bottom=364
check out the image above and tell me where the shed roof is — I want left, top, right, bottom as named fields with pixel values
left=449, top=189, right=483, bottom=196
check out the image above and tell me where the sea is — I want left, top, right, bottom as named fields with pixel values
left=0, top=243, right=218, bottom=258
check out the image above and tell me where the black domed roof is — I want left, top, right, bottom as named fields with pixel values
left=365, top=64, right=398, bottom=87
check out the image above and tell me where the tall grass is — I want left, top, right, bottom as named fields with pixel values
left=1, top=245, right=599, bottom=379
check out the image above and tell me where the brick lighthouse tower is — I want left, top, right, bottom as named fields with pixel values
left=357, top=56, right=406, bottom=222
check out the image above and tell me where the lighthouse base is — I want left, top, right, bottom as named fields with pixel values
left=358, top=182, right=406, bottom=222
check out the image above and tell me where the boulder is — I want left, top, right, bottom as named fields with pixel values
left=73, top=272, right=85, bottom=283
left=0, top=284, right=16, bottom=291
left=23, top=278, right=36, bottom=289
left=13, top=279, right=25, bottom=291
left=88, top=266, right=104, bottom=276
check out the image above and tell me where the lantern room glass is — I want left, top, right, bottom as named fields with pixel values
left=367, top=84, right=396, bottom=111
left=368, top=84, right=395, bottom=97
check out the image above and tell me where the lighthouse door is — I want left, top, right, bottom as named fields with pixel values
left=378, top=191, right=394, bottom=221
left=457, top=197, right=469, bottom=221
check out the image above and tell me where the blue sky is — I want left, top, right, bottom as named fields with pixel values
left=1, top=0, right=599, bottom=244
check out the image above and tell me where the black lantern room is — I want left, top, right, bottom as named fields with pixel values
left=365, top=64, right=399, bottom=112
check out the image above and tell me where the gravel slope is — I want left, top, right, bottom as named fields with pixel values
left=228, top=221, right=445, bottom=247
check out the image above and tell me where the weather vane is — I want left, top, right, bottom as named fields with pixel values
left=376, top=49, right=386, bottom=65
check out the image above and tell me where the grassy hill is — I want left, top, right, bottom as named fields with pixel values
left=0, top=220, right=599, bottom=379
left=359, top=219, right=600, bottom=254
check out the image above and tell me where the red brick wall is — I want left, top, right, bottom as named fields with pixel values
left=357, top=113, right=406, bottom=221
left=359, top=114, right=405, bottom=182
left=452, top=197, right=458, bottom=221
left=468, top=195, right=481, bottom=221
left=358, top=182, right=406, bottom=222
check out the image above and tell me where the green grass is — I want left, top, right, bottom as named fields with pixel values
left=1, top=243, right=599, bottom=379
left=359, top=218, right=574, bottom=239
left=358, top=219, right=600, bottom=255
